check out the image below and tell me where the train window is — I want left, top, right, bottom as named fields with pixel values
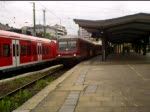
left=27, top=45, right=31, bottom=56
left=13, top=44, right=15, bottom=56
left=16, top=45, right=19, bottom=56
left=68, top=41, right=77, bottom=48
left=4, top=44, right=10, bottom=57
left=59, top=41, right=67, bottom=48
left=21, top=45, right=27, bottom=56
left=0, top=44, right=1, bottom=58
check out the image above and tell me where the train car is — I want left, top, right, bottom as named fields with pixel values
left=56, top=36, right=101, bottom=65
left=0, top=30, right=56, bottom=72
left=51, top=40, right=57, bottom=59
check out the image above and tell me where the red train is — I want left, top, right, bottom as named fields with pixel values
left=0, top=30, right=57, bottom=72
left=0, top=30, right=101, bottom=72
left=56, top=36, right=101, bottom=65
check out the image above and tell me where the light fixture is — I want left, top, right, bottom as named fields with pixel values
left=73, top=54, right=76, bottom=56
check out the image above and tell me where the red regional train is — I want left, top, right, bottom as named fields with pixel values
left=56, top=36, right=102, bottom=65
left=0, top=30, right=57, bottom=72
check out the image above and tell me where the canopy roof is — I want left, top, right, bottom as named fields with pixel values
left=74, top=13, right=150, bottom=43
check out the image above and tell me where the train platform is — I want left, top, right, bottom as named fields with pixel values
left=13, top=53, right=150, bottom=112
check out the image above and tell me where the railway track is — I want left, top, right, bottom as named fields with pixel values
left=0, top=62, right=59, bottom=80
left=0, top=64, right=68, bottom=111
left=0, top=64, right=64, bottom=100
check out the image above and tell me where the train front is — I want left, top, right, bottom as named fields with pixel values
left=56, top=37, right=80, bottom=65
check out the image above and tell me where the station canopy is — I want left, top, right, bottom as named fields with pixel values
left=74, top=13, right=150, bottom=44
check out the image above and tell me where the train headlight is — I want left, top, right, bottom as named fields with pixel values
left=73, top=54, right=76, bottom=56
left=58, top=55, right=61, bottom=57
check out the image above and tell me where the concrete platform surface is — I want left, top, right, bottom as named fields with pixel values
left=13, top=53, right=150, bottom=112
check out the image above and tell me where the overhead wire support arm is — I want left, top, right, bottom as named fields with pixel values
left=37, top=1, right=61, bottom=25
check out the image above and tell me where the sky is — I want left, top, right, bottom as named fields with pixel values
left=1, top=1, right=150, bottom=35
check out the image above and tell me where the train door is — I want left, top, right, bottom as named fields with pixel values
left=12, top=40, right=20, bottom=67
left=38, top=43, right=42, bottom=62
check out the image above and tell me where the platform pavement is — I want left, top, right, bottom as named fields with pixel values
left=13, top=53, right=150, bottom=112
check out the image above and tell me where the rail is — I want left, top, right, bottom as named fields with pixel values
left=0, top=64, right=63, bottom=100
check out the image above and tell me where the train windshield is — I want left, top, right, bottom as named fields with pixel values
left=68, top=41, right=77, bottom=48
left=59, top=42, right=68, bottom=48
left=58, top=40, right=78, bottom=51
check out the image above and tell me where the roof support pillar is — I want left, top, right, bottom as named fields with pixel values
left=121, top=44, right=123, bottom=54
left=116, top=44, right=119, bottom=54
left=118, top=44, right=120, bottom=54
left=122, top=43, right=125, bottom=54
left=134, top=40, right=141, bottom=54
left=119, top=44, right=121, bottom=54
left=102, top=37, right=106, bottom=61
left=138, top=44, right=142, bottom=54
left=143, top=44, right=146, bottom=55
left=143, top=38, right=147, bottom=55
left=108, top=42, right=112, bottom=54
left=143, top=36, right=149, bottom=55
left=101, top=31, right=107, bottom=61
left=135, top=44, right=138, bottom=53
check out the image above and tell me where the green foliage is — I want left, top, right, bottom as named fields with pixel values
left=0, top=89, right=31, bottom=112
left=34, top=80, right=47, bottom=91
left=37, top=31, right=56, bottom=39
left=0, top=99, right=12, bottom=112
left=0, top=100, right=5, bottom=111
left=47, top=77, right=55, bottom=82
left=13, top=89, right=31, bottom=104
left=14, top=103, right=19, bottom=109
left=6, top=100, right=11, bottom=112
left=23, top=89, right=31, bottom=101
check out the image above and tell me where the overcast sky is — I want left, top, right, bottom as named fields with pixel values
left=1, top=1, right=150, bottom=35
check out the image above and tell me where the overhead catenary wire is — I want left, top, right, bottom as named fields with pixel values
left=46, top=1, right=146, bottom=17
left=36, top=1, right=141, bottom=23
left=2, top=1, right=146, bottom=35
left=0, top=2, right=33, bottom=28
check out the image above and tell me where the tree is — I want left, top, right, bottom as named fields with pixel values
left=36, top=31, right=56, bottom=39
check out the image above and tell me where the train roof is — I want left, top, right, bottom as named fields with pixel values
left=58, top=36, right=101, bottom=46
left=0, top=30, right=51, bottom=42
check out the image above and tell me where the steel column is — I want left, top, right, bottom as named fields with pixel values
left=101, top=32, right=106, bottom=61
